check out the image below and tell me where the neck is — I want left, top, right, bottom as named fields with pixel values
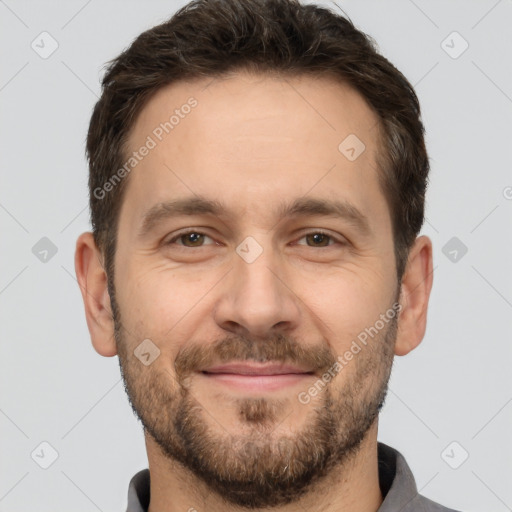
left=146, top=421, right=383, bottom=512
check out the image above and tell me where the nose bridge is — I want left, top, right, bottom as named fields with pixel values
left=237, top=243, right=281, bottom=305
left=214, top=236, right=300, bottom=336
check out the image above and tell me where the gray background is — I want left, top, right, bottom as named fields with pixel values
left=1, top=0, right=511, bottom=511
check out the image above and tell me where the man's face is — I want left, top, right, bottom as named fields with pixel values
left=112, top=72, right=400, bottom=507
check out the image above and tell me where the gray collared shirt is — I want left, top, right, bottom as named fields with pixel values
left=126, top=442, right=461, bottom=511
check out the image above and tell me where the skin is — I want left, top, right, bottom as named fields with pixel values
left=75, top=72, right=433, bottom=512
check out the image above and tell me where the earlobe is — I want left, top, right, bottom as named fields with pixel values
left=394, top=235, right=434, bottom=356
left=74, top=232, right=118, bottom=357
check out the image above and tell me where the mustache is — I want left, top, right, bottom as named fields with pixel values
left=174, top=333, right=337, bottom=380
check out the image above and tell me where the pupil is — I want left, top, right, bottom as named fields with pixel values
left=185, top=233, right=202, bottom=245
left=309, top=233, right=328, bottom=246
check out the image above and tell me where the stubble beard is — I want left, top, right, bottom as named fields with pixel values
left=112, top=293, right=397, bottom=508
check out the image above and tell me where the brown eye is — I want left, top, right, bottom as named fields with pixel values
left=167, top=231, right=215, bottom=247
left=180, top=232, right=205, bottom=247
left=295, top=231, right=340, bottom=247
left=304, top=233, right=332, bottom=247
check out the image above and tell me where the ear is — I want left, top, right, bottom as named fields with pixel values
left=394, top=235, right=434, bottom=356
left=74, top=232, right=117, bottom=357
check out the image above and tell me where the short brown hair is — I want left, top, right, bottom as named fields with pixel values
left=86, top=0, right=429, bottom=284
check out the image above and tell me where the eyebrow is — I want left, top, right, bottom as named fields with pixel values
left=137, top=196, right=372, bottom=238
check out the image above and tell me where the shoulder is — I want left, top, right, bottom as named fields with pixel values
left=414, top=494, right=463, bottom=512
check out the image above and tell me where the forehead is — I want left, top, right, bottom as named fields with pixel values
left=120, top=71, right=387, bottom=231
left=131, top=71, right=380, bottom=154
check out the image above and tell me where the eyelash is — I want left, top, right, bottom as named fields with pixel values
left=165, top=229, right=345, bottom=248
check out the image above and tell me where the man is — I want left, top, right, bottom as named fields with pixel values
left=74, top=0, right=460, bottom=510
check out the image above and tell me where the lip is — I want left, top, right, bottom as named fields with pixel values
left=200, top=362, right=314, bottom=392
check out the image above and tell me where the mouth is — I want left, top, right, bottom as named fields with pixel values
left=199, top=362, right=315, bottom=392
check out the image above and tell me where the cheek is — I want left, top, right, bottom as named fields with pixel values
left=115, top=262, right=217, bottom=345
left=298, top=267, right=390, bottom=349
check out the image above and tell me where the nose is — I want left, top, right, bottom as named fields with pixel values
left=213, top=242, right=302, bottom=338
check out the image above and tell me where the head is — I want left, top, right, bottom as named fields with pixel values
left=75, top=0, right=433, bottom=508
